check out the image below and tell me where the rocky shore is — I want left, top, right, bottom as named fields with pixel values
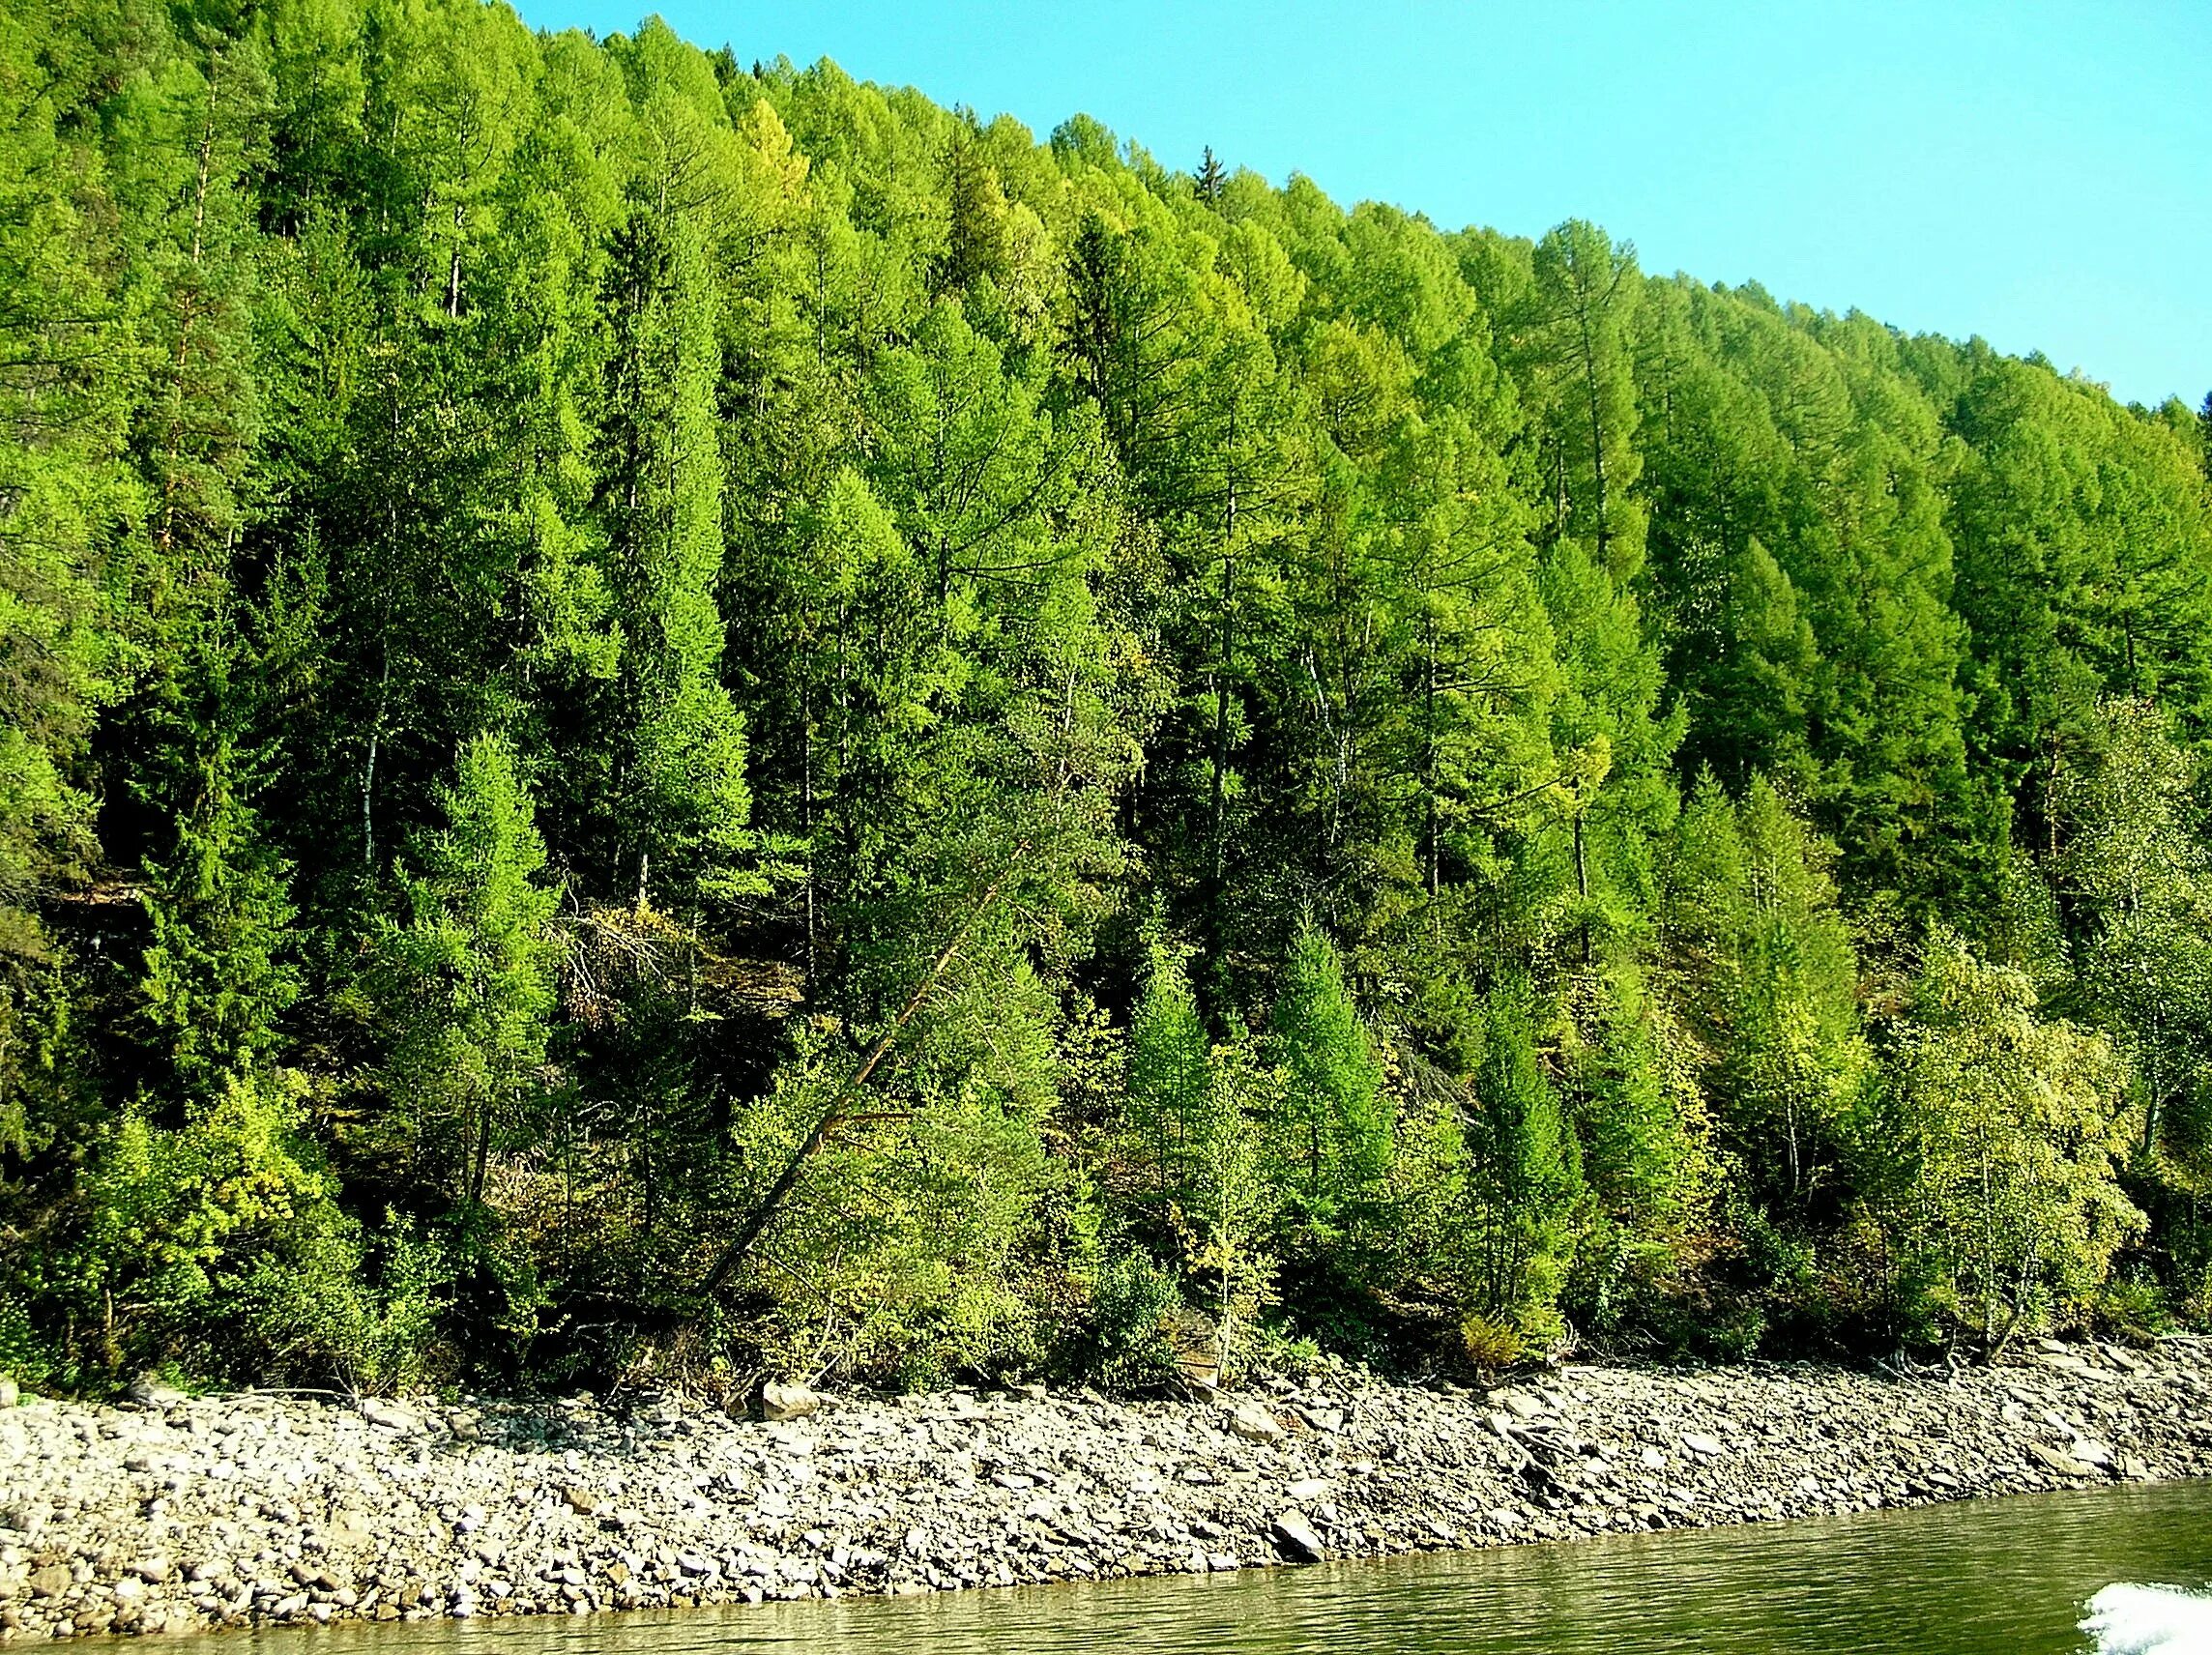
left=5, top=1337, right=2211, bottom=1641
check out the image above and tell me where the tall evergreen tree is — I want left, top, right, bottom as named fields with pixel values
left=595, top=207, right=758, bottom=906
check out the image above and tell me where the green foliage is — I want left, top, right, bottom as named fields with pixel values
left=137, top=744, right=301, bottom=1095
left=1121, top=942, right=1212, bottom=1212
left=1451, top=978, right=1586, bottom=1346
left=1459, top=1312, right=1529, bottom=1372
left=1666, top=775, right=1869, bottom=1209
left=237, top=1210, right=455, bottom=1394
left=8, top=0, right=2212, bottom=1391
left=1179, top=1032, right=1284, bottom=1382
left=1557, top=963, right=1710, bottom=1332
left=595, top=207, right=763, bottom=907
left=1510, top=219, right=1645, bottom=574
left=2050, top=698, right=2212, bottom=1179
left=1109, top=943, right=1283, bottom=1379
left=376, top=733, right=561, bottom=1206
left=712, top=945, right=1073, bottom=1386
left=1873, top=930, right=2142, bottom=1351
left=1266, top=919, right=1388, bottom=1234
left=1080, top=1245, right=1183, bottom=1393
left=14, top=1068, right=390, bottom=1384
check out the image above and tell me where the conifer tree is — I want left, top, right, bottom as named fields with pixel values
left=1194, top=145, right=1226, bottom=207
left=1121, top=943, right=1211, bottom=1213
left=1455, top=977, right=1585, bottom=1345
left=596, top=208, right=758, bottom=907
left=1512, top=219, right=1645, bottom=576
left=938, top=115, right=1008, bottom=296
left=6, top=0, right=2212, bottom=1385
left=1266, top=919, right=1388, bottom=1228
left=137, top=744, right=301, bottom=1096
left=378, top=734, right=561, bottom=1206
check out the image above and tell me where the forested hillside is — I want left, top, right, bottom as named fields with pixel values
left=6, top=0, right=2212, bottom=1396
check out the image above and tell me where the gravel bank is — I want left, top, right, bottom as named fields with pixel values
left=5, top=1338, right=2211, bottom=1641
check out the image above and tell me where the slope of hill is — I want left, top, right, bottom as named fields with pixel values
left=3, top=0, right=2211, bottom=1392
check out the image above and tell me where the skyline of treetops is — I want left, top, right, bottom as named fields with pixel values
left=4, top=0, right=2212, bottom=1395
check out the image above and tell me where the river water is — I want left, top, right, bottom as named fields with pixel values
left=133, top=1481, right=2212, bottom=1654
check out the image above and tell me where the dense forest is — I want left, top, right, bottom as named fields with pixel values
left=6, top=0, right=2212, bottom=1399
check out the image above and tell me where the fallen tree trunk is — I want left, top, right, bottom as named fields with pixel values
left=693, top=850, right=1026, bottom=1301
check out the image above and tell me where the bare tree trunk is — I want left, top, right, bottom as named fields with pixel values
left=449, top=198, right=464, bottom=318
left=361, top=646, right=392, bottom=871
left=1574, top=811, right=1591, bottom=965
left=469, top=1094, right=493, bottom=1205
left=1208, top=469, right=1237, bottom=937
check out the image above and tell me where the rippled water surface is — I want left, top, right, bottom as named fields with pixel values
left=142, top=1481, right=2212, bottom=1654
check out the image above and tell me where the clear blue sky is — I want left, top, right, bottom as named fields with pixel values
left=512, top=0, right=2210, bottom=411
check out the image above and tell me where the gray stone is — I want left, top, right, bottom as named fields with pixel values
left=1271, top=1511, right=1327, bottom=1563
left=125, top=1375, right=187, bottom=1409
left=1226, top=1401, right=1286, bottom=1443
left=2028, top=1442, right=2097, bottom=1477
left=760, top=1382, right=820, bottom=1422
left=359, top=1398, right=420, bottom=1432
left=1497, top=1389, right=1547, bottom=1420
left=6, top=1328, right=2212, bottom=1638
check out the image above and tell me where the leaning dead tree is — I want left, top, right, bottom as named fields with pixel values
left=692, top=847, right=1028, bottom=1300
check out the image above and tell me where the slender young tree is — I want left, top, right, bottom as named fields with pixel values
left=378, top=734, right=561, bottom=1206
left=1266, top=919, right=1387, bottom=1226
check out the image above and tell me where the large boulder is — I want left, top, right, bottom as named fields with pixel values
left=760, top=1381, right=821, bottom=1422
left=1271, top=1510, right=1327, bottom=1563
left=126, top=1374, right=187, bottom=1410
left=1226, top=1400, right=1286, bottom=1443
left=358, top=1397, right=421, bottom=1433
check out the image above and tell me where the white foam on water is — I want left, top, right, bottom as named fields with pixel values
left=2081, top=1582, right=2212, bottom=1654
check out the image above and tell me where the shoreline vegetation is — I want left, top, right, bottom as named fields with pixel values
left=6, top=1342, right=2212, bottom=1640
left=8, top=0, right=2212, bottom=1424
